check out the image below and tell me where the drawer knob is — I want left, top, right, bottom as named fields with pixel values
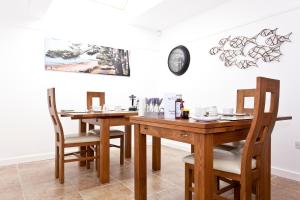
left=180, top=133, right=189, bottom=137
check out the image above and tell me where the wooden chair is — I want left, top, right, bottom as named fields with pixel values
left=47, top=88, right=100, bottom=184
left=86, top=91, right=125, bottom=165
left=236, top=89, right=256, bottom=114
left=183, top=77, right=280, bottom=200
left=218, top=88, right=256, bottom=151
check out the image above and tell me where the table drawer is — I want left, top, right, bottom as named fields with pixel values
left=140, top=125, right=193, bottom=144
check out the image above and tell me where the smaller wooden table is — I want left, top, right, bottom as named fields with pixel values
left=61, top=111, right=138, bottom=183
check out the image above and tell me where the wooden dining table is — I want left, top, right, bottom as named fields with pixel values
left=61, top=110, right=138, bottom=183
left=130, top=115, right=292, bottom=200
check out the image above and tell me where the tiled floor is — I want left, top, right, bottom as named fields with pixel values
left=1, top=146, right=299, bottom=200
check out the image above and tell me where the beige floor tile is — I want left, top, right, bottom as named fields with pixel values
left=54, top=193, right=83, bottom=200
left=121, top=174, right=176, bottom=195
left=79, top=183, right=133, bottom=200
left=1, top=146, right=300, bottom=200
left=109, top=164, right=135, bottom=181
left=18, top=160, right=55, bottom=186
left=0, top=165, right=20, bottom=190
left=148, top=186, right=184, bottom=200
left=0, top=184, right=24, bottom=200
left=69, top=173, right=119, bottom=191
left=22, top=180, right=76, bottom=200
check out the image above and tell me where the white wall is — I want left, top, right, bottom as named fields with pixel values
left=158, top=0, right=300, bottom=181
left=0, top=0, right=161, bottom=165
left=1, top=0, right=299, bottom=182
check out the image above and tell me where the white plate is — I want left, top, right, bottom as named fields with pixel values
left=220, top=115, right=253, bottom=121
left=219, top=113, right=249, bottom=116
left=191, top=115, right=220, bottom=122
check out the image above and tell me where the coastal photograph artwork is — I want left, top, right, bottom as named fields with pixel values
left=45, top=38, right=130, bottom=76
left=209, top=28, right=292, bottom=69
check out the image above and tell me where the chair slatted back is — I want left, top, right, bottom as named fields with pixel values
left=86, top=92, right=105, bottom=109
left=236, top=89, right=256, bottom=114
left=241, top=77, right=279, bottom=176
left=47, top=88, right=64, bottom=143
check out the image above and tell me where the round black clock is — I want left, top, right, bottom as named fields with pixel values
left=168, top=45, right=190, bottom=76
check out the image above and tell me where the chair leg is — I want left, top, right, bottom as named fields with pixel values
left=240, top=179, right=252, bottom=200
left=86, top=146, right=94, bottom=169
left=255, top=178, right=262, bottom=200
left=214, top=176, right=219, bottom=195
left=185, top=163, right=193, bottom=200
left=120, top=136, right=124, bottom=165
left=59, top=146, right=64, bottom=184
left=216, top=176, right=220, bottom=191
left=234, top=182, right=241, bottom=200
left=55, top=145, right=59, bottom=178
left=96, top=144, right=100, bottom=177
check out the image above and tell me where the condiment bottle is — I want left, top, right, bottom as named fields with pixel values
left=180, top=100, right=184, bottom=117
left=182, top=108, right=190, bottom=119
left=175, top=94, right=183, bottom=119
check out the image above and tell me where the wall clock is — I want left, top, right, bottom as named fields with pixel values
left=168, top=45, right=190, bottom=76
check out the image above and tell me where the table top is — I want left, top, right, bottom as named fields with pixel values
left=60, top=110, right=138, bottom=119
left=130, top=115, right=292, bottom=130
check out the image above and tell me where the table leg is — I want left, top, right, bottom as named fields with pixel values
left=99, top=119, right=110, bottom=183
left=152, top=136, right=161, bottom=171
left=125, top=125, right=132, bottom=158
left=134, top=124, right=147, bottom=200
left=194, top=134, right=214, bottom=200
left=79, top=120, right=87, bottom=167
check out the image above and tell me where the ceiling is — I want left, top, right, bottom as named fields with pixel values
left=129, top=0, right=228, bottom=31
left=0, top=0, right=52, bottom=20
left=0, top=0, right=227, bottom=32
left=92, top=0, right=129, bottom=10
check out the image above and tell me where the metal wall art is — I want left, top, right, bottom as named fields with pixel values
left=209, top=28, right=292, bottom=69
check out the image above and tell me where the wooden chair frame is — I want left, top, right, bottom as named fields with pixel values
left=236, top=89, right=256, bottom=114
left=86, top=91, right=124, bottom=166
left=48, top=88, right=100, bottom=184
left=185, top=77, right=280, bottom=200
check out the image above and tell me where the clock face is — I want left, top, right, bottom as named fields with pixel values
left=168, top=45, right=190, bottom=75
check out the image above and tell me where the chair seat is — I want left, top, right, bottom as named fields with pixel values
left=64, top=134, right=99, bottom=144
left=216, top=140, right=245, bottom=151
left=183, top=148, right=256, bottom=174
left=88, top=129, right=125, bottom=137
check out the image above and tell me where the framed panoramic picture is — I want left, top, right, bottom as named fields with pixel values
left=44, top=38, right=130, bottom=76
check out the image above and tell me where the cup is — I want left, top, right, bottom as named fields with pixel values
left=207, top=106, right=218, bottom=116
left=102, top=104, right=109, bottom=112
left=114, top=106, right=122, bottom=112
left=222, top=108, right=234, bottom=115
left=195, top=107, right=207, bottom=117
left=88, top=105, right=102, bottom=112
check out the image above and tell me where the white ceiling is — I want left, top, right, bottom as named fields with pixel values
left=92, top=0, right=129, bottom=10
left=130, top=0, right=228, bottom=31
left=0, top=0, right=227, bottom=32
left=0, top=0, right=52, bottom=20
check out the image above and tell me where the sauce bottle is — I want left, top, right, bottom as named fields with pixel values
left=175, top=94, right=183, bottom=119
